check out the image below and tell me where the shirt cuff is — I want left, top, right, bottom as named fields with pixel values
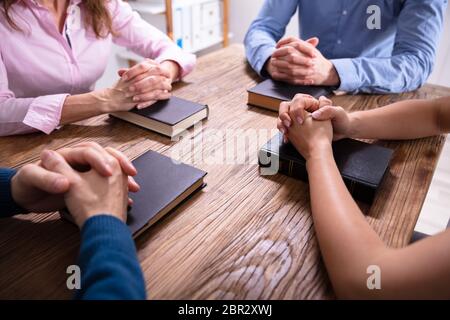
left=22, top=94, right=69, bottom=135
left=330, top=58, right=360, bottom=93
left=253, top=45, right=276, bottom=77
left=0, top=169, right=27, bottom=217
left=156, top=49, right=197, bottom=80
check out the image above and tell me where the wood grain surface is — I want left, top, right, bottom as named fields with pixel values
left=0, top=44, right=448, bottom=300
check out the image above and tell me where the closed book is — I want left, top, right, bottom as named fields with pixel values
left=111, top=97, right=209, bottom=138
left=61, top=150, right=207, bottom=237
left=127, top=150, right=206, bottom=237
left=258, top=133, right=394, bottom=203
left=248, top=79, right=332, bottom=111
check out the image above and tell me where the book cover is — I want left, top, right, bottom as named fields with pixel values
left=259, top=133, right=394, bottom=203
left=128, top=150, right=207, bottom=236
left=248, top=79, right=332, bottom=111
left=111, top=96, right=209, bottom=138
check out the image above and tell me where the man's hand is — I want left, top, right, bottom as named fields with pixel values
left=11, top=163, right=70, bottom=213
left=11, top=143, right=140, bottom=214
left=268, top=37, right=340, bottom=87
left=312, top=105, right=353, bottom=141
left=277, top=94, right=332, bottom=142
left=40, top=150, right=130, bottom=228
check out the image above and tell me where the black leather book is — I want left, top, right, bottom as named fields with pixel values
left=127, top=150, right=206, bottom=237
left=247, top=79, right=332, bottom=111
left=111, top=96, right=209, bottom=138
left=61, top=150, right=207, bottom=237
left=258, top=133, right=394, bottom=203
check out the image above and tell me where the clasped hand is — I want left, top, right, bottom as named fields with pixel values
left=267, top=36, right=340, bottom=87
left=101, top=59, right=181, bottom=112
left=277, top=94, right=351, bottom=161
left=11, top=143, right=140, bottom=228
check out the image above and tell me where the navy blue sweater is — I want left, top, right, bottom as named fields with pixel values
left=0, top=168, right=146, bottom=300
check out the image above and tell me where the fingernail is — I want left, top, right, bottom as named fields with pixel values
left=133, top=96, right=140, bottom=102
left=312, top=110, right=321, bottom=119
left=41, top=150, right=54, bottom=161
left=105, top=164, right=113, bottom=175
left=283, top=120, right=291, bottom=128
left=56, top=177, right=69, bottom=189
left=297, top=117, right=304, bottom=125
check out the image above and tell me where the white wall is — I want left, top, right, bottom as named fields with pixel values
left=228, top=0, right=299, bottom=46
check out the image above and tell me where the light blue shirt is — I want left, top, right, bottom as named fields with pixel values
left=245, top=0, right=447, bottom=94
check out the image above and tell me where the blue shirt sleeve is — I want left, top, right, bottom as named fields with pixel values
left=0, top=168, right=26, bottom=218
left=75, top=215, right=146, bottom=300
left=331, top=0, right=447, bottom=94
left=244, top=0, right=299, bottom=76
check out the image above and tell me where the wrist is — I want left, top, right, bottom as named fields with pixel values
left=305, top=141, right=333, bottom=163
left=347, top=112, right=360, bottom=138
left=91, top=89, right=115, bottom=114
left=161, top=60, right=181, bottom=82
left=323, top=60, right=340, bottom=87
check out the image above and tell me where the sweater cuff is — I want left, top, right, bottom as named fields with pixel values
left=80, top=215, right=135, bottom=255
left=0, top=169, right=27, bottom=217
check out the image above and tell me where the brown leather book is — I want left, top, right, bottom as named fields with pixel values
left=111, top=97, right=209, bottom=138
left=259, top=133, right=393, bottom=204
left=60, top=150, right=207, bottom=237
left=247, top=79, right=332, bottom=111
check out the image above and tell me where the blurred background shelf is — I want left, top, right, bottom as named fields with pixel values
left=122, top=0, right=230, bottom=65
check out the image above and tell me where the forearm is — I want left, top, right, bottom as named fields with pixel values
left=306, top=147, right=388, bottom=298
left=331, top=54, right=431, bottom=94
left=60, top=91, right=109, bottom=125
left=244, top=0, right=298, bottom=75
left=75, top=215, right=146, bottom=300
left=348, top=97, right=448, bottom=140
left=306, top=147, right=450, bottom=299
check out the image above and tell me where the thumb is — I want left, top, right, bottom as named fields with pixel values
left=118, top=68, right=128, bottom=78
left=311, top=106, right=340, bottom=121
left=40, top=150, right=76, bottom=179
left=306, top=37, right=319, bottom=48
left=21, top=165, right=70, bottom=194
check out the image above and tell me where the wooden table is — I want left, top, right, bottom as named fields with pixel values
left=0, top=44, right=448, bottom=300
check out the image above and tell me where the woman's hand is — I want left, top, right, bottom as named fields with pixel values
left=286, top=107, right=334, bottom=162
left=278, top=94, right=332, bottom=142
left=11, top=143, right=139, bottom=214
left=312, top=105, right=352, bottom=141
left=119, top=59, right=179, bottom=109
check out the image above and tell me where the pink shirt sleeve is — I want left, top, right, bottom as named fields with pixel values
left=0, top=52, right=68, bottom=137
left=110, top=0, right=196, bottom=78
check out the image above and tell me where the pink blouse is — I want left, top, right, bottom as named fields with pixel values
left=0, top=0, right=196, bottom=136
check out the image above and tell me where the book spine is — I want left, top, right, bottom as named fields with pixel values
left=260, top=151, right=376, bottom=204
